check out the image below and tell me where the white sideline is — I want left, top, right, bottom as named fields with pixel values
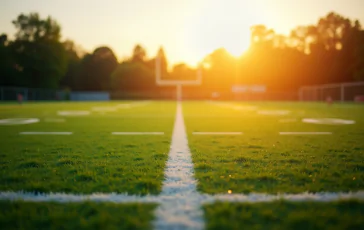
left=19, top=132, right=73, bottom=135
left=192, top=132, right=243, bottom=135
left=112, top=132, right=164, bottom=135
left=279, top=132, right=332, bottom=135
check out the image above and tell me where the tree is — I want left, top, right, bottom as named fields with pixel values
left=111, top=61, right=154, bottom=91
left=60, top=40, right=84, bottom=89
left=12, top=13, right=61, bottom=42
left=9, top=12, right=67, bottom=88
left=0, top=34, right=20, bottom=86
left=157, top=47, right=169, bottom=78
left=132, top=44, right=146, bottom=63
left=76, top=46, right=118, bottom=91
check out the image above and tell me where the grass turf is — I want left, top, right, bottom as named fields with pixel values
left=0, top=101, right=175, bottom=195
left=184, top=101, right=364, bottom=194
left=203, top=200, right=364, bottom=230
left=0, top=201, right=156, bottom=230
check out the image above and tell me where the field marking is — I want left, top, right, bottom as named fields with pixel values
left=19, top=132, right=73, bottom=135
left=1, top=101, right=362, bottom=230
left=118, top=101, right=151, bottom=109
left=111, top=132, right=164, bottom=135
left=91, top=106, right=118, bottom=112
left=257, top=110, right=291, bottom=115
left=1, top=191, right=363, bottom=204
left=279, top=132, right=332, bottom=135
left=302, top=118, right=355, bottom=125
left=0, top=118, right=39, bottom=125
left=192, top=132, right=243, bottom=135
left=117, top=104, right=131, bottom=108
left=57, top=111, right=90, bottom=116
left=153, top=101, right=204, bottom=230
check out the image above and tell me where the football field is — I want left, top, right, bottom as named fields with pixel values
left=0, top=100, right=363, bottom=229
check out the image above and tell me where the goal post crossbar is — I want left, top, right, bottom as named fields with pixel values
left=155, top=52, right=202, bottom=100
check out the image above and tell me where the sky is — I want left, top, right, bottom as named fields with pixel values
left=1, top=0, right=364, bottom=67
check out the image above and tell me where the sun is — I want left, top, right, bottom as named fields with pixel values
left=181, top=0, right=260, bottom=64
left=224, top=30, right=251, bottom=57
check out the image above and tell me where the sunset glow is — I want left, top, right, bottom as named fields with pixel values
left=1, top=0, right=364, bottom=66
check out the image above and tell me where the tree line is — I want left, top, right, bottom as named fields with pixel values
left=1, top=12, right=363, bottom=95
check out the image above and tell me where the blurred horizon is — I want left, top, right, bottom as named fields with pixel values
left=1, top=0, right=364, bottom=67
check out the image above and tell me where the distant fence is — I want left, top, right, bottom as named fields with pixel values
left=0, top=87, right=68, bottom=101
left=0, top=86, right=299, bottom=101
left=299, top=81, right=364, bottom=102
left=70, top=92, right=110, bottom=101
left=2, top=86, right=342, bottom=102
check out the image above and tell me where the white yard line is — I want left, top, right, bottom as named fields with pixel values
left=19, top=132, right=73, bottom=135
left=279, top=132, right=332, bottom=135
left=112, top=132, right=164, bottom=135
left=193, top=132, right=243, bottom=135
left=153, top=101, right=204, bottom=230
left=1, top=101, right=364, bottom=230
left=1, top=191, right=364, bottom=204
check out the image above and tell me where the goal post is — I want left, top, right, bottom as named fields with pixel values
left=155, top=52, right=202, bottom=101
left=299, top=81, right=364, bottom=102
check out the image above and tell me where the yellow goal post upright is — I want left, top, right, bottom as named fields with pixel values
left=155, top=51, right=202, bottom=101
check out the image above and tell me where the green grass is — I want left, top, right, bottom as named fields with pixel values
left=1, top=100, right=364, bottom=229
left=0, top=101, right=175, bottom=195
left=0, top=201, right=156, bottom=230
left=184, top=102, right=364, bottom=194
left=204, top=200, right=364, bottom=230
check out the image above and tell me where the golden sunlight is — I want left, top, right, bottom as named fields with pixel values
left=182, top=0, right=264, bottom=64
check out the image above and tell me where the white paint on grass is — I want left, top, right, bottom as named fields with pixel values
left=302, top=118, right=355, bottom=125
left=0, top=118, right=39, bottom=125
left=0, top=101, right=361, bottom=230
left=279, top=132, right=332, bottom=135
left=192, top=132, right=243, bottom=135
left=257, top=110, right=291, bottom=115
left=204, top=191, right=364, bottom=203
left=117, top=101, right=150, bottom=109
left=57, top=111, right=90, bottom=116
left=112, top=132, right=164, bottom=135
left=117, top=104, right=131, bottom=108
left=1, top=190, right=364, bottom=205
left=19, top=132, right=73, bottom=135
left=91, top=107, right=118, bottom=112
left=153, top=101, right=204, bottom=230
